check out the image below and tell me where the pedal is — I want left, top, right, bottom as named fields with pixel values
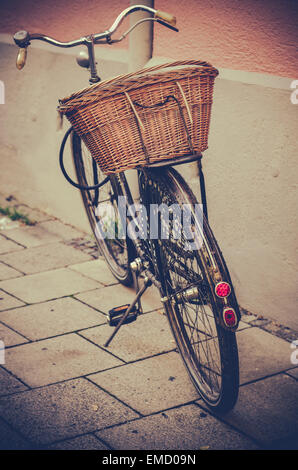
left=107, top=304, right=138, bottom=327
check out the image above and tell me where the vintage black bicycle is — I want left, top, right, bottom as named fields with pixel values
left=14, top=4, right=241, bottom=413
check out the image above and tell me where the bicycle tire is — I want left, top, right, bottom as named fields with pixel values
left=71, top=131, right=133, bottom=286
left=139, top=166, right=240, bottom=413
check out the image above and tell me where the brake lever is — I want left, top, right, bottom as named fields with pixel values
left=102, top=17, right=178, bottom=45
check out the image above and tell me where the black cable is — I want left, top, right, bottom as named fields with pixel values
left=59, top=127, right=109, bottom=190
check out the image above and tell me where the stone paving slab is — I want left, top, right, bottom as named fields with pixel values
left=0, top=417, right=32, bottom=450
left=140, top=283, right=166, bottom=312
left=286, top=368, right=298, bottom=380
left=0, top=378, right=138, bottom=446
left=236, top=327, right=295, bottom=384
left=1, top=225, right=61, bottom=248
left=0, top=234, right=24, bottom=255
left=89, top=352, right=199, bottom=415
left=70, top=259, right=119, bottom=286
left=97, top=404, right=259, bottom=450
left=0, top=262, right=23, bottom=281
left=261, top=321, right=298, bottom=343
left=214, top=373, right=298, bottom=447
left=0, top=217, right=20, bottom=232
left=0, top=367, right=28, bottom=396
left=0, top=322, right=28, bottom=347
left=37, top=220, right=85, bottom=241
left=0, top=297, right=106, bottom=341
left=75, top=284, right=159, bottom=316
left=4, top=333, right=123, bottom=387
left=64, top=237, right=99, bottom=259
left=0, top=268, right=100, bottom=303
left=12, top=204, right=54, bottom=223
left=0, top=289, right=25, bottom=311
left=0, top=193, right=19, bottom=209
left=237, top=321, right=252, bottom=331
left=0, top=242, right=92, bottom=275
left=79, top=311, right=176, bottom=363
left=238, top=309, right=257, bottom=324
left=47, top=433, right=109, bottom=450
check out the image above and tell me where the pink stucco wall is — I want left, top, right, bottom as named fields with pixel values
left=1, top=0, right=297, bottom=77
left=0, top=0, right=128, bottom=44
left=155, top=0, right=298, bottom=78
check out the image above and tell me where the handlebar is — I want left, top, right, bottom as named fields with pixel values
left=13, top=4, right=177, bottom=70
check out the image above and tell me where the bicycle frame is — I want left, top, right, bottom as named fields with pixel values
left=13, top=6, right=241, bottom=413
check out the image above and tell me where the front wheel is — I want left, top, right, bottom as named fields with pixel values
left=139, top=167, right=240, bottom=413
left=71, top=132, right=133, bottom=286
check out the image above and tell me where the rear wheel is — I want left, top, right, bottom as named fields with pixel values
left=71, top=132, right=132, bottom=286
left=139, top=167, right=240, bottom=412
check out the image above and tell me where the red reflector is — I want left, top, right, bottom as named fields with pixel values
left=223, top=308, right=237, bottom=328
left=215, top=282, right=231, bottom=298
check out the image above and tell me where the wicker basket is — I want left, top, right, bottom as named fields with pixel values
left=58, top=60, right=219, bottom=174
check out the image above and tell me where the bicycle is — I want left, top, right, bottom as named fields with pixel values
left=14, top=4, right=241, bottom=413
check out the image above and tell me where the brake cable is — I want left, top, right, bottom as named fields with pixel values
left=59, top=127, right=109, bottom=190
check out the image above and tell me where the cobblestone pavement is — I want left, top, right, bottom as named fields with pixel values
left=0, top=193, right=297, bottom=450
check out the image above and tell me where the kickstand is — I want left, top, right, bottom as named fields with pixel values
left=104, top=276, right=152, bottom=348
left=133, top=269, right=144, bottom=316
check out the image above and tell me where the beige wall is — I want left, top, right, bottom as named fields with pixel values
left=201, top=76, right=298, bottom=331
left=168, top=65, right=298, bottom=330
left=0, top=36, right=297, bottom=330
left=0, top=39, right=128, bottom=232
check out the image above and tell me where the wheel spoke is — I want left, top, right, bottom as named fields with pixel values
left=139, top=167, right=239, bottom=411
left=71, top=132, right=131, bottom=285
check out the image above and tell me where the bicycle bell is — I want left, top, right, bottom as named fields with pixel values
left=76, top=50, right=90, bottom=68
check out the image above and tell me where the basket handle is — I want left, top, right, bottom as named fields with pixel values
left=124, top=84, right=195, bottom=163
left=124, top=92, right=145, bottom=131
left=124, top=81, right=193, bottom=130
left=176, top=81, right=193, bottom=124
